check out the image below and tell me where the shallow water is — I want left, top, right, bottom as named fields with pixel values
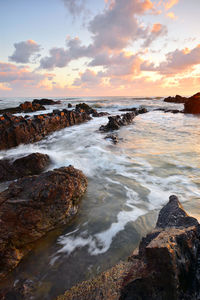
left=0, top=96, right=199, bottom=299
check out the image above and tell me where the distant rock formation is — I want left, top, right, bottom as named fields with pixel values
left=0, top=166, right=87, bottom=280
left=184, top=92, right=200, bottom=114
left=0, top=109, right=91, bottom=150
left=57, top=195, right=200, bottom=300
left=164, top=95, right=188, bottom=103
left=0, top=153, right=50, bottom=182
left=119, top=107, right=148, bottom=114
left=32, top=98, right=61, bottom=105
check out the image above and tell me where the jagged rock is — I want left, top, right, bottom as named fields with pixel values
left=164, top=95, right=188, bottom=103
left=0, top=101, right=46, bottom=115
left=119, top=107, right=148, bottom=114
left=0, top=109, right=91, bottom=150
left=75, top=103, right=108, bottom=117
left=0, top=166, right=87, bottom=280
left=57, top=195, right=200, bottom=300
left=92, top=111, right=109, bottom=117
left=32, top=98, right=61, bottom=105
left=0, top=153, right=50, bottom=182
left=99, top=113, right=136, bottom=132
left=184, top=92, right=200, bottom=114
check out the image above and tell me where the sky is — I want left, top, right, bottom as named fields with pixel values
left=0, top=0, right=200, bottom=97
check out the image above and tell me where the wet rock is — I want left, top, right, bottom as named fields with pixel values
left=154, top=108, right=182, bottom=114
left=164, top=95, right=188, bottom=103
left=0, top=166, right=87, bottom=280
left=105, top=134, right=119, bottom=144
left=92, top=111, right=109, bottom=117
left=0, top=101, right=46, bottom=115
left=0, top=109, right=91, bottom=150
left=32, top=98, right=61, bottom=105
left=0, top=153, right=50, bottom=182
left=99, top=113, right=135, bottom=132
left=184, top=92, right=200, bottom=114
left=75, top=103, right=95, bottom=114
left=57, top=195, right=200, bottom=300
left=119, top=107, right=148, bottom=114
left=68, top=103, right=72, bottom=108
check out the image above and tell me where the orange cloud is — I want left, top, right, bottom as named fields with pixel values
left=151, top=23, right=162, bottom=33
left=164, top=0, right=179, bottom=10
left=166, top=11, right=177, bottom=19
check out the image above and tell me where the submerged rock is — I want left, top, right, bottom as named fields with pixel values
left=0, top=153, right=50, bottom=182
left=0, top=109, right=91, bottom=150
left=0, top=101, right=46, bottom=115
left=32, top=98, right=61, bottom=105
left=164, top=95, right=188, bottom=103
left=119, top=107, right=148, bottom=114
left=68, top=103, right=72, bottom=108
left=105, top=134, right=119, bottom=144
left=184, top=92, right=200, bottom=114
left=0, top=166, right=87, bottom=280
left=99, top=113, right=135, bottom=132
left=57, top=195, right=200, bottom=300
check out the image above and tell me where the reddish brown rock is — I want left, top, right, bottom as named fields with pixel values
left=0, top=153, right=50, bottom=182
left=0, top=101, right=46, bottom=115
left=32, top=98, right=61, bottom=105
left=0, top=166, right=87, bottom=280
left=0, top=109, right=91, bottom=150
left=184, top=92, right=200, bottom=114
left=57, top=195, right=200, bottom=300
left=99, top=113, right=136, bottom=132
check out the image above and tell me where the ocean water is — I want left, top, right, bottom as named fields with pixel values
left=0, top=96, right=199, bottom=299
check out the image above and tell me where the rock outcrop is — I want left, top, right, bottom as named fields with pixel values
left=99, top=113, right=135, bottom=132
left=75, top=103, right=109, bottom=118
left=164, top=95, right=188, bottom=104
left=0, top=166, right=87, bottom=280
left=119, top=107, right=148, bottom=114
left=32, top=98, right=61, bottom=105
left=0, top=109, right=91, bottom=150
left=0, top=153, right=50, bottom=182
left=184, top=92, right=200, bottom=114
left=57, top=195, right=200, bottom=300
left=0, top=101, right=46, bottom=115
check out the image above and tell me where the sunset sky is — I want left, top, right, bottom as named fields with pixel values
left=0, top=0, right=200, bottom=97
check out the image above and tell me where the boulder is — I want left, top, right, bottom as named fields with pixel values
left=0, top=109, right=91, bottom=150
left=32, top=98, right=61, bottom=105
left=99, top=113, right=136, bottom=132
left=0, top=101, right=46, bottom=115
left=184, top=92, right=200, bottom=114
left=68, top=103, right=72, bottom=108
left=0, top=166, right=87, bottom=280
left=57, top=195, right=200, bottom=300
left=119, top=107, right=148, bottom=114
left=164, top=95, right=188, bottom=103
left=0, top=153, right=50, bottom=182
left=75, top=103, right=108, bottom=117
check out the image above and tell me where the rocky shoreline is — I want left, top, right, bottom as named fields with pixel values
left=57, top=196, right=200, bottom=300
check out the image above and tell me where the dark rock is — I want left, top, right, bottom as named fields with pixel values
left=105, top=134, right=119, bottom=144
left=68, top=103, right=72, bottom=108
left=92, top=111, right=109, bottom=117
left=119, top=107, right=148, bottom=114
left=0, top=109, right=91, bottom=150
left=154, top=108, right=182, bottom=114
left=164, top=95, right=188, bottom=103
left=0, top=153, right=50, bottom=182
left=184, top=92, right=200, bottom=114
left=0, top=166, right=87, bottom=280
left=32, top=98, right=61, bottom=105
left=99, top=113, right=135, bottom=132
left=75, top=103, right=96, bottom=114
left=0, top=101, right=46, bottom=115
left=57, top=195, right=200, bottom=300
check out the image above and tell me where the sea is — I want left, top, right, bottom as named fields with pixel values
left=0, top=96, right=199, bottom=299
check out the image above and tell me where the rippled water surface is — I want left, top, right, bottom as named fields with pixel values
left=0, top=96, right=199, bottom=299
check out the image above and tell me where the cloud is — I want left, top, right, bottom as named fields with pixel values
left=142, top=44, right=200, bottom=74
left=143, top=23, right=167, bottom=47
left=73, top=69, right=102, bottom=87
left=163, top=0, right=179, bottom=10
left=9, top=40, right=41, bottom=64
left=166, top=11, right=177, bottom=19
left=61, top=0, right=85, bottom=17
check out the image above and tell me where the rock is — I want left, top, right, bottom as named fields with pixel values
left=92, top=111, right=109, bottom=117
left=0, top=109, right=91, bottom=150
left=32, top=98, right=61, bottom=105
left=184, top=92, right=200, bottom=114
left=0, top=101, right=46, bottom=115
left=57, top=195, right=200, bottom=300
left=105, top=134, right=119, bottom=144
left=75, top=103, right=95, bottom=114
left=154, top=108, right=182, bottom=114
left=164, top=95, right=188, bottom=103
left=0, top=166, right=87, bottom=280
left=99, top=113, right=135, bottom=132
left=68, top=103, right=72, bottom=108
left=119, top=107, right=148, bottom=114
left=0, top=153, right=50, bottom=182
